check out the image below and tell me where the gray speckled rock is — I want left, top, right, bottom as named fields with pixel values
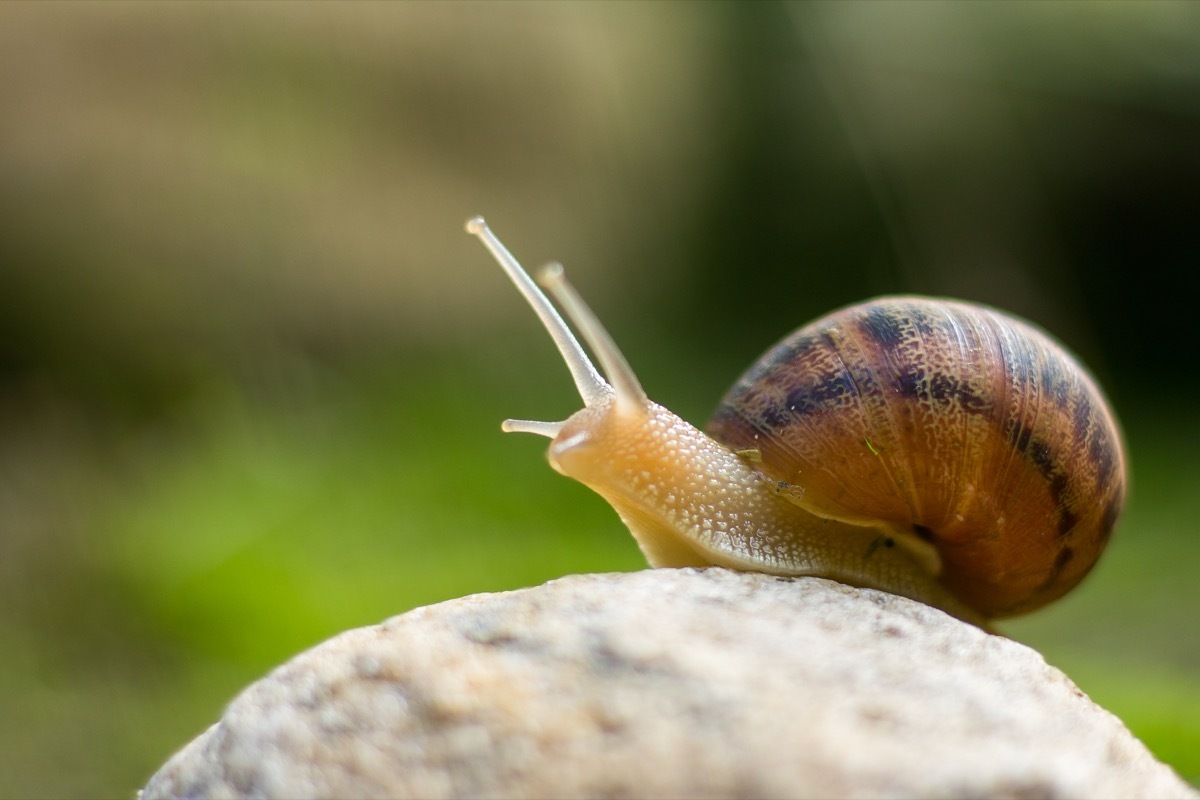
left=141, top=569, right=1197, bottom=799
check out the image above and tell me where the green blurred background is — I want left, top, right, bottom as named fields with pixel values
left=0, top=2, right=1197, bottom=796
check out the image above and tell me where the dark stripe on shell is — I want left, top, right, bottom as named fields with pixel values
left=859, top=304, right=907, bottom=352
left=1012, top=427, right=1079, bottom=538
left=785, top=372, right=857, bottom=417
left=1037, top=546, right=1075, bottom=592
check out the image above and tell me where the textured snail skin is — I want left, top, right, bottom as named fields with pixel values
left=707, top=297, right=1126, bottom=618
left=468, top=219, right=1125, bottom=625
left=547, top=394, right=988, bottom=626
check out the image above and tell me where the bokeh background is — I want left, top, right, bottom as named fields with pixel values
left=1, top=2, right=1197, bottom=795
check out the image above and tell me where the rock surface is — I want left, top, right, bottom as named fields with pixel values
left=141, top=569, right=1196, bottom=799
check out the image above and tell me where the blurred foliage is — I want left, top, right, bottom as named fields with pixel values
left=0, top=2, right=1197, bottom=796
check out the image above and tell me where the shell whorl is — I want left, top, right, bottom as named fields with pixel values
left=707, top=297, right=1126, bottom=617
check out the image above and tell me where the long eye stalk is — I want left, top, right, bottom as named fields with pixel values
left=466, top=217, right=608, bottom=409
left=466, top=217, right=649, bottom=433
left=537, top=262, right=647, bottom=413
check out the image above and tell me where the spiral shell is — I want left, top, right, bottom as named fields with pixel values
left=707, top=297, right=1125, bottom=618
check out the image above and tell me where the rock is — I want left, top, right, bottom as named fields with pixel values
left=141, top=569, right=1196, bottom=799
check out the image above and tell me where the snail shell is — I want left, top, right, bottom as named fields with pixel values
left=467, top=217, right=1126, bottom=624
left=707, top=297, right=1125, bottom=618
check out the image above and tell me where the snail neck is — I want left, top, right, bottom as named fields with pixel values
left=548, top=399, right=834, bottom=571
left=551, top=399, right=987, bottom=627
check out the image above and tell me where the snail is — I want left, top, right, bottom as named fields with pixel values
left=465, top=217, right=1125, bottom=627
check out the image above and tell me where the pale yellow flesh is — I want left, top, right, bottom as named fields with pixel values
left=467, top=217, right=985, bottom=628
left=549, top=399, right=985, bottom=626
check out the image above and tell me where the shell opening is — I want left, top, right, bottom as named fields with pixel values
left=466, top=216, right=649, bottom=436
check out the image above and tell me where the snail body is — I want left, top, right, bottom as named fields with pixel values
left=466, top=218, right=1125, bottom=626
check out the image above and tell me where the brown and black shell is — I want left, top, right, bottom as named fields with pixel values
left=706, top=296, right=1126, bottom=618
